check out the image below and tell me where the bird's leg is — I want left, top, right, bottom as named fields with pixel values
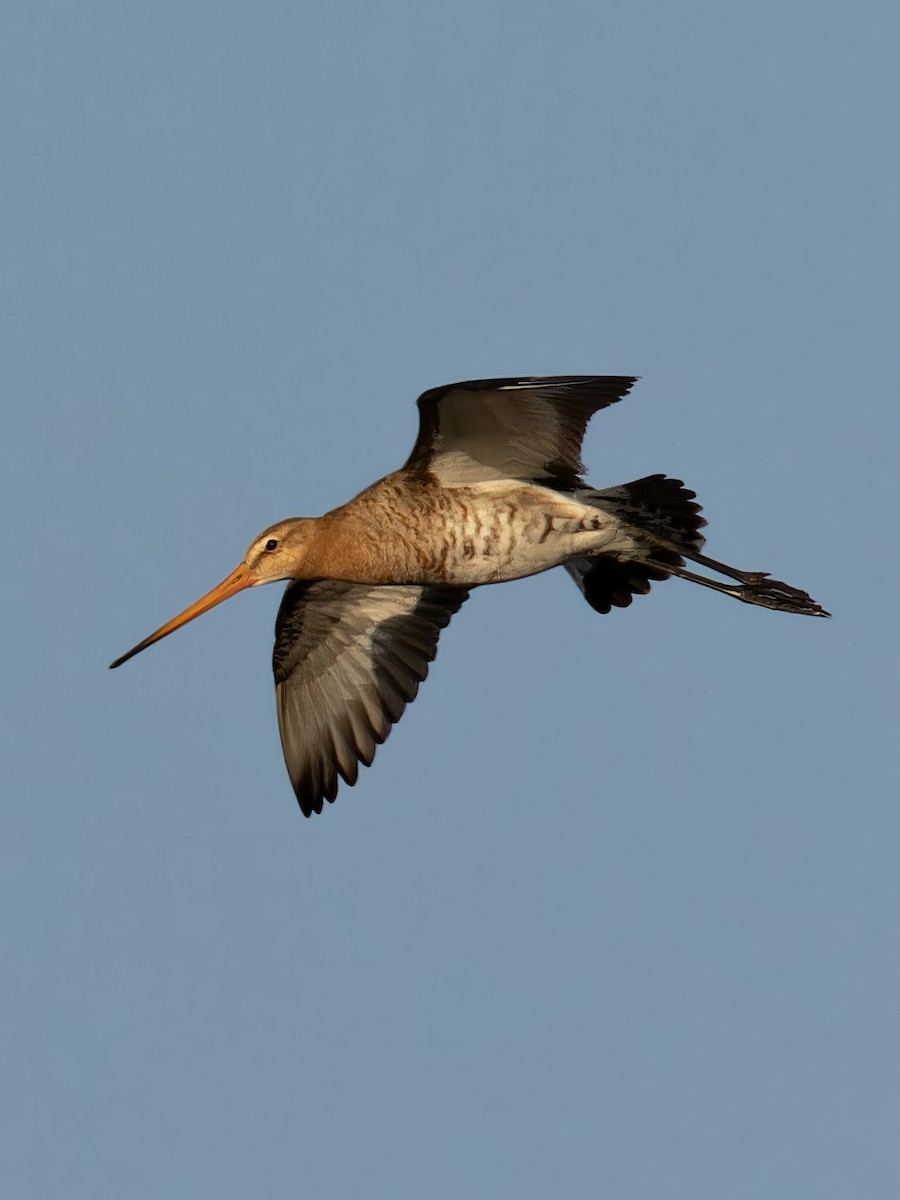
left=638, top=533, right=830, bottom=618
left=680, top=549, right=777, bottom=587
left=662, top=563, right=830, bottom=616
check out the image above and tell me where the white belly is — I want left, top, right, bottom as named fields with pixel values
left=439, top=482, right=638, bottom=586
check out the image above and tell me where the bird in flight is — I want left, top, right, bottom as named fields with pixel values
left=111, top=376, right=827, bottom=815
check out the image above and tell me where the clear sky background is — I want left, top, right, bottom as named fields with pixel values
left=3, top=2, right=898, bottom=1196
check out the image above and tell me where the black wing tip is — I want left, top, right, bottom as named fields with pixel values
left=296, top=788, right=329, bottom=817
left=417, top=374, right=639, bottom=406
left=293, top=749, right=366, bottom=816
left=294, top=767, right=340, bottom=816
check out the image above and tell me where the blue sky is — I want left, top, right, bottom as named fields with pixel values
left=3, top=2, right=898, bottom=1196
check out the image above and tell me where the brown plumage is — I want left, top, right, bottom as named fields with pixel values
left=110, top=375, right=828, bottom=816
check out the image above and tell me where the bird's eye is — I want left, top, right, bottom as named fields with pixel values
left=265, top=539, right=278, bottom=552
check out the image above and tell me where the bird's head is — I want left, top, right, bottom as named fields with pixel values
left=109, top=518, right=313, bottom=669
left=242, top=518, right=313, bottom=584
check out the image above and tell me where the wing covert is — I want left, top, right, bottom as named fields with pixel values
left=404, top=375, right=638, bottom=486
left=273, top=581, right=468, bottom=816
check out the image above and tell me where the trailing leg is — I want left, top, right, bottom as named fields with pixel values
left=661, top=560, right=829, bottom=616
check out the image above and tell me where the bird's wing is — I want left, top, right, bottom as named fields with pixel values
left=404, top=375, right=638, bottom=486
left=273, top=580, right=468, bottom=816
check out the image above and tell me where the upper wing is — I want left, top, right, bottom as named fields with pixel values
left=404, top=375, right=638, bottom=487
left=273, top=580, right=468, bottom=816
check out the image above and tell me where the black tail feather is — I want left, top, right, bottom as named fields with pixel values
left=566, top=475, right=705, bottom=613
left=566, top=474, right=827, bottom=618
left=593, top=474, right=707, bottom=564
left=566, top=556, right=669, bottom=614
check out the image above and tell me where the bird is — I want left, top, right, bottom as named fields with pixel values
left=111, top=375, right=827, bottom=815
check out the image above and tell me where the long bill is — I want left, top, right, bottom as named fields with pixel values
left=109, top=563, right=253, bottom=669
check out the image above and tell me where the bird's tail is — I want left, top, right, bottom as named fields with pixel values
left=566, top=474, right=828, bottom=618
